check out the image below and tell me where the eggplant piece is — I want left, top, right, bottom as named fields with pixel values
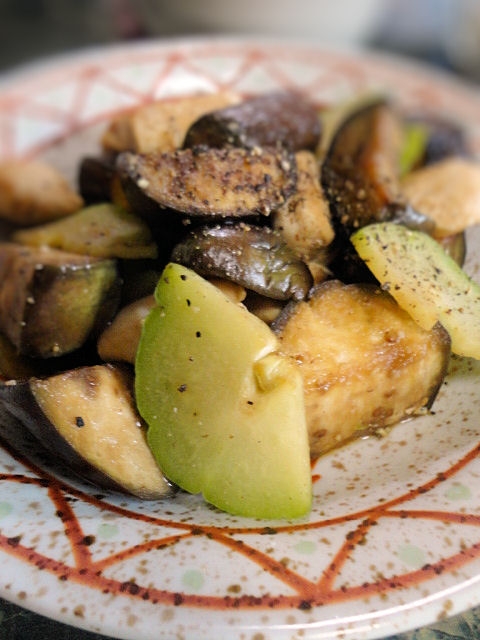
left=0, top=159, right=83, bottom=226
left=273, top=150, right=334, bottom=283
left=0, top=364, right=173, bottom=499
left=171, top=224, right=313, bottom=301
left=13, top=202, right=158, bottom=260
left=116, top=146, right=297, bottom=218
left=322, top=99, right=433, bottom=235
left=118, top=259, right=163, bottom=305
left=321, top=100, right=434, bottom=283
left=101, top=92, right=240, bottom=154
left=113, top=174, right=188, bottom=261
left=78, top=156, right=116, bottom=204
left=0, top=332, right=37, bottom=381
left=0, top=243, right=121, bottom=358
left=400, top=157, right=480, bottom=237
left=97, top=295, right=156, bottom=364
left=183, top=91, right=321, bottom=151
left=275, top=280, right=451, bottom=457
left=404, top=113, right=470, bottom=168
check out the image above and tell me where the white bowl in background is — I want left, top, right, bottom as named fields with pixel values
left=138, top=0, right=385, bottom=44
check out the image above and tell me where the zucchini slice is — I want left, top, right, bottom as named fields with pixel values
left=13, top=203, right=158, bottom=260
left=351, top=222, right=480, bottom=359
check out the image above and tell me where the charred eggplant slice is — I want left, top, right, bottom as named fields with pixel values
left=321, top=99, right=434, bottom=282
left=275, top=280, right=451, bottom=457
left=0, top=364, right=173, bottom=498
left=171, top=224, right=313, bottom=301
left=0, top=332, right=37, bottom=381
left=183, top=91, right=321, bottom=151
left=322, top=99, right=433, bottom=234
left=0, top=243, right=121, bottom=358
left=116, top=146, right=297, bottom=218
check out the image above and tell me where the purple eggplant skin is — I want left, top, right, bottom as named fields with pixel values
left=0, top=243, right=122, bottom=359
left=0, top=378, right=121, bottom=491
left=321, top=99, right=434, bottom=284
left=183, top=91, right=322, bottom=152
left=0, top=402, right=60, bottom=481
left=405, top=113, right=471, bottom=168
left=0, top=365, right=175, bottom=499
left=78, top=156, right=116, bottom=204
left=322, top=99, right=433, bottom=236
left=171, top=223, right=313, bottom=301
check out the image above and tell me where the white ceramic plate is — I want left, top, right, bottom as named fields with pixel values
left=1, top=38, right=480, bottom=640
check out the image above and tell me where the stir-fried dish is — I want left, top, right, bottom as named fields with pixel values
left=0, top=90, right=479, bottom=519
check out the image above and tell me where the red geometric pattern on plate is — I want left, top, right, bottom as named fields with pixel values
left=1, top=428, right=480, bottom=610
left=1, top=41, right=480, bottom=159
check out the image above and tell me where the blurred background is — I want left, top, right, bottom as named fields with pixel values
left=0, top=0, right=479, bottom=83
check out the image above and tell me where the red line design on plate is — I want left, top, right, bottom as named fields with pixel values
left=2, top=42, right=480, bottom=158
left=1, top=431, right=479, bottom=611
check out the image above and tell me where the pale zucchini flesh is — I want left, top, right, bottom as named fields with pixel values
left=351, top=222, right=480, bottom=359
left=136, top=263, right=312, bottom=519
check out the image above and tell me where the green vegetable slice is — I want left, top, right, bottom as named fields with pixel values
left=399, top=122, right=428, bottom=176
left=135, top=263, right=312, bottom=519
left=351, top=222, right=480, bottom=359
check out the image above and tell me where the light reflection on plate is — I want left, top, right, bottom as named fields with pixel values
left=0, top=38, right=480, bottom=640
